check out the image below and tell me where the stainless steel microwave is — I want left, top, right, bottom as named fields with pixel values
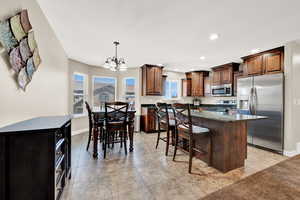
left=211, top=84, right=232, bottom=96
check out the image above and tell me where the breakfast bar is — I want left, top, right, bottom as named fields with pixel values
left=189, top=111, right=267, bottom=173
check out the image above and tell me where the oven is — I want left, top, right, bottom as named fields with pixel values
left=211, top=84, right=232, bottom=96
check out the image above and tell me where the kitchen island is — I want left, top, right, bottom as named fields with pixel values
left=190, top=111, right=266, bottom=173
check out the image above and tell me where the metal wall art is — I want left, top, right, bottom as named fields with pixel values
left=0, top=9, right=41, bottom=91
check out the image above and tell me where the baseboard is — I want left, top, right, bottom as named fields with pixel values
left=284, top=142, right=300, bottom=157
left=72, top=128, right=88, bottom=136
left=283, top=150, right=299, bottom=157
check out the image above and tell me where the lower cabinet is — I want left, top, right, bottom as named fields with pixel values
left=140, top=107, right=157, bottom=133
left=0, top=116, right=72, bottom=200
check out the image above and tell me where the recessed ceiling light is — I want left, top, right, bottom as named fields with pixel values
left=200, top=56, right=205, bottom=60
left=209, top=33, right=219, bottom=40
left=251, top=49, right=260, bottom=54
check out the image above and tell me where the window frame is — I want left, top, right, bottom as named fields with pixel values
left=123, top=77, right=136, bottom=97
left=164, top=79, right=180, bottom=100
left=92, top=75, right=117, bottom=109
left=72, top=72, right=88, bottom=118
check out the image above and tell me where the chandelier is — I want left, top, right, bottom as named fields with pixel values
left=104, top=41, right=127, bottom=71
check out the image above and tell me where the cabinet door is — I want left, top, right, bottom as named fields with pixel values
left=221, top=68, right=232, bottom=84
left=182, top=79, right=191, bottom=96
left=146, top=67, right=155, bottom=94
left=212, top=71, right=221, bottom=85
left=246, top=56, right=263, bottom=75
left=191, top=72, right=204, bottom=96
left=204, top=76, right=211, bottom=96
left=154, top=67, right=162, bottom=94
left=264, top=51, right=283, bottom=73
left=148, top=108, right=157, bottom=132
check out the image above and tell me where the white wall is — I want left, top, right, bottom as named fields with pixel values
left=284, top=41, right=300, bottom=156
left=0, top=0, right=69, bottom=127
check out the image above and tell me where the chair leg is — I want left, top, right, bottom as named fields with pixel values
left=165, top=128, right=170, bottom=156
left=188, top=139, right=194, bottom=174
left=208, top=133, right=212, bottom=166
left=120, top=130, right=123, bottom=148
left=104, top=130, right=108, bottom=159
left=173, top=131, right=178, bottom=161
left=86, top=126, right=92, bottom=151
left=156, top=124, right=161, bottom=149
left=124, top=131, right=128, bottom=155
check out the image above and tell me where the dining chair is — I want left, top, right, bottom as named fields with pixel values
left=85, top=101, right=104, bottom=151
left=85, top=101, right=94, bottom=150
left=155, top=103, right=175, bottom=156
left=103, top=101, right=129, bottom=159
left=172, top=103, right=212, bottom=173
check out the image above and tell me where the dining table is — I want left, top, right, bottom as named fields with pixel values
left=92, top=109, right=136, bottom=158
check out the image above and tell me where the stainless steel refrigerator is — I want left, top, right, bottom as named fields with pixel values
left=237, top=73, right=284, bottom=154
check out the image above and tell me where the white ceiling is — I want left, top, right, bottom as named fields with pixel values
left=37, top=0, right=300, bottom=71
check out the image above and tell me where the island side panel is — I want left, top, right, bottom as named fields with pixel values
left=192, top=117, right=247, bottom=172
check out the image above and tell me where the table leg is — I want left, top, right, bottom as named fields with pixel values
left=129, top=123, right=134, bottom=152
left=93, top=125, right=99, bottom=158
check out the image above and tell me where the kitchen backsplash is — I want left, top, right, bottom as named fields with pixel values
left=199, top=96, right=237, bottom=104
left=140, top=96, right=236, bottom=105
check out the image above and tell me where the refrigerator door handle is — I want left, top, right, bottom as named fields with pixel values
left=249, top=87, right=254, bottom=114
left=254, top=87, right=258, bottom=115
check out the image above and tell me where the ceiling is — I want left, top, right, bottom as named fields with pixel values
left=37, top=0, right=300, bottom=72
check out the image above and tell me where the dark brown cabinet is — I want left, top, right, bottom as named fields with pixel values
left=141, top=65, right=164, bottom=96
left=183, top=71, right=209, bottom=97
left=182, top=78, right=191, bottom=97
left=264, top=50, right=284, bottom=73
left=140, top=107, right=157, bottom=133
left=0, top=116, right=72, bottom=200
left=191, top=71, right=209, bottom=97
left=244, top=55, right=264, bottom=75
left=242, top=47, right=284, bottom=76
left=212, top=70, right=221, bottom=85
left=212, top=63, right=240, bottom=86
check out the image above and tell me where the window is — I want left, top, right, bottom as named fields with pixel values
left=164, top=80, right=179, bottom=99
left=124, top=78, right=136, bottom=109
left=73, top=73, right=87, bottom=116
left=93, top=77, right=116, bottom=109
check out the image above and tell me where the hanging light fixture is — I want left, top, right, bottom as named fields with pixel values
left=104, top=41, right=127, bottom=71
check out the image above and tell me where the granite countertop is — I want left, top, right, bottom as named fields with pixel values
left=0, top=115, right=72, bottom=134
left=191, top=111, right=267, bottom=122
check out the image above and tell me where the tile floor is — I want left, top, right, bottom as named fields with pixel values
left=62, top=132, right=286, bottom=200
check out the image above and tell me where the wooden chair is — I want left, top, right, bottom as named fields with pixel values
left=155, top=103, right=175, bottom=156
left=172, top=103, right=212, bottom=173
left=103, top=102, right=129, bottom=159
left=85, top=101, right=104, bottom=151
left=85, top=101, right=94, bottom=150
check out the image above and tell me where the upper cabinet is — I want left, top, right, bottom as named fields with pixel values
left=191, top=71, right=209, bottom=97
left=212, top=63, right=240, bottom=86
left=242, top=47, right=284, bottom=76
left=141, top=64, right=164, bottom=96
left=182, top=71, right=209, bottom=97
left=182, top=78, right=191, bottom=97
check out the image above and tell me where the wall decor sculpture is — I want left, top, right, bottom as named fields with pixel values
left=0, top=9, right=41, bottom=91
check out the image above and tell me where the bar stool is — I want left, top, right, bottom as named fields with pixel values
left=154, top=103, right=175, bottom=156
left=172, top=103, right=212, bottom=173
